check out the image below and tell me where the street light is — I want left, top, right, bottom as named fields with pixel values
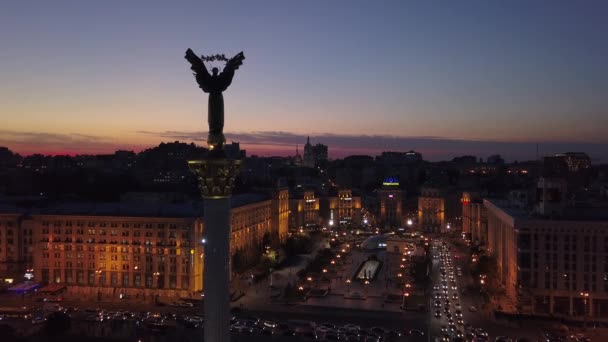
left=346, top=279, right=351, bottom=292
left=402, top=292, right=410, bottom=309
left=580, top=292, right=590, bottom=325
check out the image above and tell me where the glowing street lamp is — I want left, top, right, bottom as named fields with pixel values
left=580, top=292, right=590, bottom=317
left=322, top=268, right=328, bottom=273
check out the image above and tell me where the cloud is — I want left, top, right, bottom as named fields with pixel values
left=3, top=129, right=606, bottom=162
left=138, top=130, right=608, bottom=162
left=0, top=130, right=137, bottom=155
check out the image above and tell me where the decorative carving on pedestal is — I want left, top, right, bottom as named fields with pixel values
left=188, top=159, right=241, bottom=198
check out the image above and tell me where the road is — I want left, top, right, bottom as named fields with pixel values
left=427, top=238, right=557, bottom=342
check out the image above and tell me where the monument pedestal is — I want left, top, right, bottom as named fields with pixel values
left=189, top=157, right=241, bottom=342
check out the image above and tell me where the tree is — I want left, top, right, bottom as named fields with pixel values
left=285, top=235, right=313, bottom=259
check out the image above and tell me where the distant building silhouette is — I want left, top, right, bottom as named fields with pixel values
left=303, top=136, right=328, bottom=168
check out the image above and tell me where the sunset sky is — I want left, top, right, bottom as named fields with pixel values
left=1, top=1, right=607, bottom=161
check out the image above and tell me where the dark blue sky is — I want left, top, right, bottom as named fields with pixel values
left=1, top=1, right=607, bottom=161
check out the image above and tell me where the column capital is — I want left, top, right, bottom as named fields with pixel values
left=188, top=158, right=242, bottom=199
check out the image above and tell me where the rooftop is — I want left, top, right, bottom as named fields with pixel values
left=0, top=193, right=271, bottom=218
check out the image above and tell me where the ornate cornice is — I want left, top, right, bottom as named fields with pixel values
left=188, top=159, right=242, bottom=199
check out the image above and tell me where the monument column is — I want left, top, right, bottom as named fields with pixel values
left=189, top=157, right=241, bottom=342
left=185, top=48, right=245, bottom=342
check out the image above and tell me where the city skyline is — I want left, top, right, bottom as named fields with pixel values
left=2, top=1, right=607, bottom=161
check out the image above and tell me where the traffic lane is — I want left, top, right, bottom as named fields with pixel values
left=428, top=244, right=449, bottom=340
left=447, top=241, right=541, bottom=342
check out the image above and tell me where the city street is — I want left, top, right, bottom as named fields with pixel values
left=426, top=238, right=600, bottom=342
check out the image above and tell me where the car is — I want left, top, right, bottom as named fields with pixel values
left=384, top=329, right=401, bottom=339
left=476, top=328, right=488, bottom=337
left=280, top=329, right=296, bottom=336
left=369, top=326, right=385, bottom=335
left=260, top=328, right=274, bottom=335
left=440, top=326, right=448, bottom=333
left=409, top=329, right=424, bottom=336
left=32, top=317, right=47, bottom=324
left=299, top=331, right=318, bottom=340
left=343, top=323, right=360, bottom=332
left=262, top=320, right=278, bottom=329
left=469, top=306, right=477, bottom=312
left=434, top=310, right=441, bottom=318
left=319, top=322, right=336, bottom=330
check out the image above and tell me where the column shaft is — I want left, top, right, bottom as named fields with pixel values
left=204, top=197, right=232, bottom=342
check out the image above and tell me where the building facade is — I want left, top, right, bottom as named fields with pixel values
left=378, top=178, right=404, bottom=229
left=484, top=199, right=608, bottom=318
left=0, top=209, right=32, bottom=284
left=461, top=192, right=487, bottom=244
left=271, top=188, right=290, bottom=244
left=326, top=189, right=362, bottom=227
left=289, top=190, right=320, bottom=229
left=0, top=193, right=287, bottom=300
left=418, top=188, right=445, bottom=233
